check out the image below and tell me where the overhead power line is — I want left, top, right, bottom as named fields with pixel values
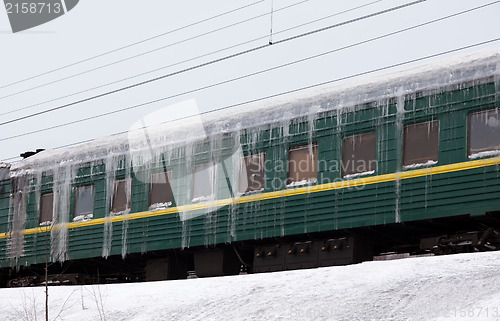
left=3, top=34, right=500, bottom=165
left=1, top=0, right=497, bottom=147
left=1, top=156, right=20, bottom=162
left=0, top=0, right=427, bottom=127
left=1, top=0, right=384, bottom=117
left=1, top=1, right=497, bottom=144
left=2, top=37, right=500, bottom=163
left=0, top=0, right=267, bottom=90
left=0, top=0, right=311, bottom=101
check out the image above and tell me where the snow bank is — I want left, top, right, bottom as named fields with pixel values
left=2, top=251, right=500, bottom=321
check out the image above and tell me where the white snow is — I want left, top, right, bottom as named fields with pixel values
left=244, top=187, right=265, bottom=194
left=343, top=170, right=375, bottom=179
left=110, top=209, right=130, bottom=216
left=469, top=150, right=500, bottom=160
left=191, top=195, right=213, bottom=203
left=73, top=214, right=94, bottom=222
left=403, top=160, right=438, bottom=170
left=1, top=251, right=500, bottom=320
left=148, top=202, right=172, bottom=211
left=39, top=221, right=52, bottom=226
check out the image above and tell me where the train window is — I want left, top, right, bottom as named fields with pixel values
left=468, top=109, right=500, bottom=158
left=342, top=132, right=376, bottom=177
left=74, top=185, right=95, bottom=219
left=150, top=171, right=173, bottom=207
left=111, top=179, right=130, bottom=214
left=239, top=153, right=266, bottom=193
left=287, top=143, right=318, bottom=186
left=192, top=163, right=215, bottom=201
left=403, top=120, right=439, bottom=167
left=40, top=192, right=53, bottom=224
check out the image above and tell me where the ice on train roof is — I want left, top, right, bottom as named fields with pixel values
left=12, top=45, right=500, bottom=171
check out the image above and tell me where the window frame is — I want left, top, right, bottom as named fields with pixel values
left=39, top=192, right=54, bottom=224
left=239, top=152, right=266, bottom=194
left=467, top=108, right=500, bottom=158
left=73, top=184, right=95, bottom=219
left=402, top=120, right=439, bottom=168
left=286, top=143, right=318, bottom=186
left=149, top=171, right=174, bottom=208
left=110, top=178, right=131, bottom=214
left=191, top=163, right=216, bottom=201
left=342, top=131, right=377, bottom=178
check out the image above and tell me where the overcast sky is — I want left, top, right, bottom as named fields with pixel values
left=1, top=0, right=499, bottom=163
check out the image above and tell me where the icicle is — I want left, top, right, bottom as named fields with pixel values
left=121, top=154, right=132, bottom=259
left=228, top=129, right=243, bottom=241
left=102, top=153, right=117, bottom=259
left=307, top=112, right=317, bottom=154
left=495, top=60, right=500, bottom=102
left=8, top=175, right=28, bottom=267
left=178, top=138, right=196, bottom=249
left=50, top=164, right=73, bottom=262
left=394, top=176, right=401, bottom=224
left=394, top=87, right=405, bottom=223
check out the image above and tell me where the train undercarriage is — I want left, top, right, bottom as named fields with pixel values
left=2, top=211, right=500, bottom=287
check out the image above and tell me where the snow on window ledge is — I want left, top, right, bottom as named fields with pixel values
left=286, top=178, right=317, bottom=188
left=403, top=160, right=437, bottom=170
left=149, top=202, right=172, bottom=211
left=243, top=188, right=265, bottom=194
left=39, top=221, right=52, bottom=226
left=191, top=195, right=213, bottom=203
left=110, top=209, right=130, bottom=216
left=343, top=170, right=375, bottom=179
left=468, top=150, right=500, bottom=160
left=73, top=213, right=94, bottom=222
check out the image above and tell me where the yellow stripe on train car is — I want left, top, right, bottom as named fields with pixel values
left=0, top=156, right=499, bottom=239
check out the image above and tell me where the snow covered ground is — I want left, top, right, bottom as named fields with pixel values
left=1, top=251, right=500, bottom=321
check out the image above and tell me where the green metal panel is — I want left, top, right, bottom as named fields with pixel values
left=0, top=180, right=10, bottom=231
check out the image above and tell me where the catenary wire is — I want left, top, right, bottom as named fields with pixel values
left=0, top=0, right=427, bottom=127
left=0, top=0, right=267, bottom=90
left=1, top=156, right=21, bottom=162
left=1, top=1, right=497, bottom=143
left=1, top=0, right=385, bottom=117
left=1, top=0, right=386, bottom=104
left=3, top=37, right=499, bottom=164
left=0, top=0, right=311, bottom=100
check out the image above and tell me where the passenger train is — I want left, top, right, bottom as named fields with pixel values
left=1, top=48, right=500, bottom=286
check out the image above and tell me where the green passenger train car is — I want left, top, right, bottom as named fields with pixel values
left=1, top=50, right=500, bottom=285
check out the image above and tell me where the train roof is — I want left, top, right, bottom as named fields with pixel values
left=11, top=45, right=500, bottom=173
